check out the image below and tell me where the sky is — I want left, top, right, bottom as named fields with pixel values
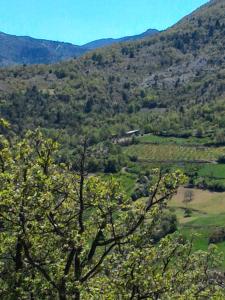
left=0, top=0, right=209, bottom=45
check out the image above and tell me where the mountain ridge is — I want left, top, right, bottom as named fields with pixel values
left=83, top=29, right=159, bottom=49
left=0, top=28, right=159, bottom=66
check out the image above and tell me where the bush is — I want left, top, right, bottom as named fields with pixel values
left=54, top=69, right=66, bottom=79
left=151, top=212, right=178, bottom=243
left=184, top=208, right=192, bottom=218
left=131, top=189, right=144, bottom=201
left=209, top=227, right=225, bottom=244
left=104, top=157, right=119, bottom=173
left=142, top=99, right=157, bottom=109
left=195, top=178, right=225, bottom=192
left=87, top=158, right=103, bottom=173
left=92, top=53, right=103, bottom=65
left=217, top=155, right=225, bottom=164
left=129, top=155, right=138, bottom=162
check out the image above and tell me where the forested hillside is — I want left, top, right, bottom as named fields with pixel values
left=1, top=0, right=225, bottom=144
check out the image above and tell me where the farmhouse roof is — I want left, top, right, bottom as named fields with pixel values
left=125, top=130, right=140, bottom=135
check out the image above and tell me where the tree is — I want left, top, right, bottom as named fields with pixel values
left=215, top=129, right=225, bottom=145
left=218, top=155, right=225, bottom=164
left=0, top=128, right=223, bottom=299
left=183, top=189, right=194, bottom=205
left=183, top=190, right=194, bottom=218
left=195, top=126, right=204, bottom=138
left=84, top=98, right=94, bottom=113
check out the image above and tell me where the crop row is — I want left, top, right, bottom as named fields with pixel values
left=124, top=144, right=225, bottom=162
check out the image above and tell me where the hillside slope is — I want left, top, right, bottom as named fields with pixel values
left=0, top=0, right=225, bottom=143
left=0, top=29, right=158, bottom=66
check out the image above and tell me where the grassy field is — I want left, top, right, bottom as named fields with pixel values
left=170, top=187, right=225, bottom=266
left=137, top=134, right=210, bottom=145
left=198, top=164, right=225, bottom=179
left=170, top=187, right=225, bottom=215
left=102, top=172, right=137, bottom=195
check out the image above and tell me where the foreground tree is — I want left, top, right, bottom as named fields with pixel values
left=0, top=127, right=224, bottom=299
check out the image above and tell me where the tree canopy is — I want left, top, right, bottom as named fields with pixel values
left=0, top=128, right=224, bottom=299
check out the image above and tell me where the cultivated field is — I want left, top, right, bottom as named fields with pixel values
left=170, top=187, right=225, bottom=266
left=121, top=135, right=225, bottom=265
left=124, top=143, right=225, bottom=163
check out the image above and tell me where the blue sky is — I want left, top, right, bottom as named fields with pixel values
left=1, top=0, right=208, bottom=45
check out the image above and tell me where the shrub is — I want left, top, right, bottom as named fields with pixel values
left=217, top=155, right=225, bottom=164
left=184, top=208, right=192, bottom=218
left=54, top=69, right=66, bottom=79
left=151, top=212, right=178, bottom=243
left=104, top=157, right=119, bottom=173
left=195, top=178, right=225, bottom=192
left=209, top=227, right=225, bottom=244
left=87, top=158, right=103, bottom=173
left=129, top=155, right=138, bottom=162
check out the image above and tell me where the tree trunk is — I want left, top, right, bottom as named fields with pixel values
left=73, top=289, right=80, bottom=300
left=58, top=281, right=67, bottom=300
left=59, top=292, right=67, bottom=300
left=58, top=287, right=80, bottom=300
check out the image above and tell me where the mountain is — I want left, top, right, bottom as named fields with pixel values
left=0, top=32, right=89, bottom=66
left=1, top=0, right=225, bottom=143
left=83, top=29, right=159, bottom=49
left=0, top=29, right=159, bottom=66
